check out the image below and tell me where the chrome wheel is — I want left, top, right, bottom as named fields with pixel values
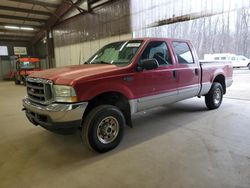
left=97, top=116, right=119, bottom=144
left=213, top=88, right=222, bottom=105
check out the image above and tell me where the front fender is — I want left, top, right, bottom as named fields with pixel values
left=75, top=78, right=135, bottom=101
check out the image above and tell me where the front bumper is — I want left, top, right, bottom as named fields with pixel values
left=23, top=97, right=88, bottom=129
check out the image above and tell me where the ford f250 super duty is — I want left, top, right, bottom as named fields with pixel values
left=22, top=38, right=233, bottom=153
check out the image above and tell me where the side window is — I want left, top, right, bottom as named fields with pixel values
left=172, top=42, right=194, bottom=64
left=214, top=57, right=220, bottom=60
left=231, top=57, right=236, bottom=61
left=221, top=57, right=226, bottom=60
left=141, top=41, right=172, bottom=65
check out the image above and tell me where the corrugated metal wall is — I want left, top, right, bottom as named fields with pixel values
left=53, top=0, right=130, bottom=48
left=54, top=33, right=132, bottom=67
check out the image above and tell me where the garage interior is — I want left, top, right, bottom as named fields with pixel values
left=0, top=0, right=250, bottom=187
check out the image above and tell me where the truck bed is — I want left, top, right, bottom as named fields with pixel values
left=199, top=61, right=233, bottom=96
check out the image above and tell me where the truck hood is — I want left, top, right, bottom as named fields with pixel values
left=29, top=64, right=122, bottom=85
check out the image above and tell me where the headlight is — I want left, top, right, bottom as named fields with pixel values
left=53, top=85, right=78, bottom=103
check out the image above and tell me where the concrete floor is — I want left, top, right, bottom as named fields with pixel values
left=0, top=69, right=250, bottom=188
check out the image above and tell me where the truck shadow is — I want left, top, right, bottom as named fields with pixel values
left=120, top=100, right=209, bottom=150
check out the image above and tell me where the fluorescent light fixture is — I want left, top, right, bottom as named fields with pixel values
left=4, top=26, right=19, bottom=30
left=4, top=26, right=34, bottom=31
left=20, top=27, right=34, bottom=31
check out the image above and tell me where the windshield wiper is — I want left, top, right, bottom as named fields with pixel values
left=94, top=61, right=111, bottom=64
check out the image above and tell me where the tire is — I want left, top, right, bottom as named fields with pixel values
left=14, top=76, right=20, bottom=85
left=82, top=105, right=125, bottom=153
left=22, top=77, right=26, bottom=86
left=247, top=63, right=250, bottom=70
left=205, top=82, right=223, bottom=110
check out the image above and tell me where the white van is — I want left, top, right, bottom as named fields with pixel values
left=204, top=53, right=250, bottom=69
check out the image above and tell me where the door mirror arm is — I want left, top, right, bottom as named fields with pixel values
left=137, top=58, right=159, bottom=71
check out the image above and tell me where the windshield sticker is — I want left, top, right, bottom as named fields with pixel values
left=126, top=43, right=141, bottom=47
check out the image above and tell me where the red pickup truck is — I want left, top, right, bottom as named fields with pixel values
left=22, top=38, right=233, bottom=153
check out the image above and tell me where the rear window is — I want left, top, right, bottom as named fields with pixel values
left=172, top=42, right=194, bottom=64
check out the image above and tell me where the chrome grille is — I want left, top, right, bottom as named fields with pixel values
left=26, top=77, right=53, bottom=105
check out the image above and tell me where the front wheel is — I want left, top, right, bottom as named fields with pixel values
left=205, top=82, right=223, bottom=110
left=247, top=63, right=250, bottom=70
left=82, top=105, right=125, bottom=153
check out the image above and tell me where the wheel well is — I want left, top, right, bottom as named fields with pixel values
left=213, top=74, right=226, bottom=94
left=83, top=92, right=132, bottom=127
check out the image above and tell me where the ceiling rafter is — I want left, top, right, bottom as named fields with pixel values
left=0, top=38, right=30, bottom=42
left=65, top=0, right=88, bottom=13
left=8, top=0, right=59, bottom=8
left=32, top=0, right=77, bottom=44
left=0, top=34, right=32, bottom=39
left=0, top=5, right=51, bottom=16
left=0, top=14, right=47, bottom=23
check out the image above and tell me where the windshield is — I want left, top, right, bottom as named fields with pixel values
left=20, top=61, right=40, bottom=69
left=86, top=40, right=143, bottom=66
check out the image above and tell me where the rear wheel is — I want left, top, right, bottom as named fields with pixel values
left=205, top=82, right=223, bottom=110
left=82, top=105, right=125, bottom=153
left=247, top=63, right=250, bottom=70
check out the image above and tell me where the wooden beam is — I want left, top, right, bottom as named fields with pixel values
left=0, top=14, right=47, bottom=23
left=151, top=9, right=238, bottom=28
left=8, top=0, right=59, bottom=8
left=0, top=5, right=51, bottom=16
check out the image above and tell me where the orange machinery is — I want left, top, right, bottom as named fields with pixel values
left=12, top=57, right=42, bottom=85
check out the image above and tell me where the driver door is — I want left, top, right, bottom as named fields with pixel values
left=134, top=40, right=178, bottom=111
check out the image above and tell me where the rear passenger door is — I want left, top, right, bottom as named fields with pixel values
left=172, top=41, right=200, bottom=101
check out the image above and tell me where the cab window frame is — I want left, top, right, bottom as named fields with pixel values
left=172, top=41, right=195, bottom=64
left=139, top=40, right=172, bottom=66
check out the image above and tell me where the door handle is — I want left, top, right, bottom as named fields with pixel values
left=194, top=68, right=199, bottom=76
left=172, top=70, right=176, bottom=79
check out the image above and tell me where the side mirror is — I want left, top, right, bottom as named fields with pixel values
left=137, top=58, right=159, bottom=71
